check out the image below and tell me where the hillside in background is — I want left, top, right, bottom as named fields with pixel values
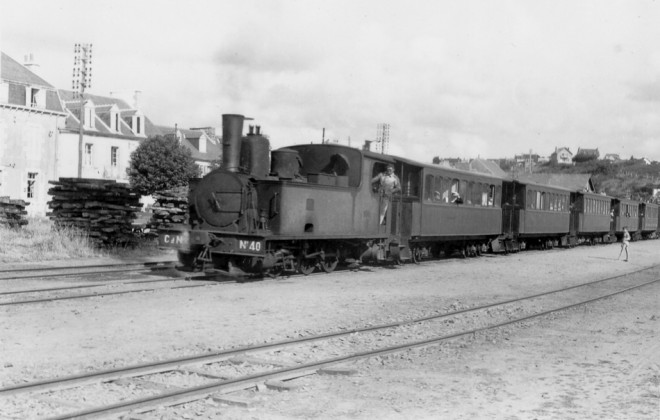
left=531, top=159, right=660, bottom=201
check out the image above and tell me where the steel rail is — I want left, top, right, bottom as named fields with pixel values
left=0, top=261, right=176, bottom=280
left=0, top=283, right=216, bottom=307
left=2, top=265, right=656, bottom=397
left=0, top=277, right=194, bottom=297
left=43, top=277, right=660, bottom=420
left=0, top=260, right=176, bottom=274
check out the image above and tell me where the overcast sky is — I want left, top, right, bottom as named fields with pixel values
left=2, top=0, right=659, bottom=162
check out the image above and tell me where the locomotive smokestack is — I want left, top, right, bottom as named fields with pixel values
left=222, top=114, right=246, bottom=172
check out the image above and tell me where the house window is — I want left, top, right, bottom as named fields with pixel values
left=84, top=143, right=93, bottom=166
left=134, top=116, right=142, bottom=134
left=111, top=147, right=118, bottom=167
left=114, top=114, right=120, bottom=131
left=30, top=88, right=39, bottom=107
left=27, top=172, right=38, bottom=198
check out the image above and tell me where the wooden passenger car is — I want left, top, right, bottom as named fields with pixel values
left=407, top=161, right=503, bottom=257
left=570, top=191, right=615, bottom=244
left=611, top=198, right=639, bottom=239
left=499, top=179, right=571, bottom=250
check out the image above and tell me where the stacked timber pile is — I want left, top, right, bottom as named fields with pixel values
left=0, top=197, right=29, bottom=228
left=145, top=187, right=189, bottom=237
left=47, top=178, right=141, bottom=247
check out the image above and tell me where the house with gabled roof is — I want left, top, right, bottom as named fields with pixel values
left=0, top=52, right=68, bottom=215
left=603, top=153, right=621, bottom=162
left=550, top=147, right=573, bottom=165
left=57, top=90, right=161, bottom=182
left=573, top=147, right=599, bottom=163
left=156, top=125, right=222, bottom=176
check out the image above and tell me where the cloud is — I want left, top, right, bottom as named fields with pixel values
left=628, top=78, right=660, bottom=103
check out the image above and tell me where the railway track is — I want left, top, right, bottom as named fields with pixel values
left=0, top=260, right=222, bottom=306
left=0, top=260, right=177, bottom=281
left=1, top=266, right=658, bottom=419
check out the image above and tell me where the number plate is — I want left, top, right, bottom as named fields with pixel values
left=237, top=239, right=263, bottom=253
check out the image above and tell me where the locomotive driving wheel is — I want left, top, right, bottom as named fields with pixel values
left=321, top=256, right=338, bottom=273
left=411, top=247, right=423, bottom=264
left=298, top=257, right=317, bottom=275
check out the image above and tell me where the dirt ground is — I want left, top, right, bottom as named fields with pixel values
left=0, top=241, right=659, bottom=419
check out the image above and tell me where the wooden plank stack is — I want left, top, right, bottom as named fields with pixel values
left=0, top=197, right=29, bottom=228
left=145, top=187, right=189, bottom=237
left=47, top=178, right=142, bottom=247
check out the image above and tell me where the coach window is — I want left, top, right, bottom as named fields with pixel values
left=481, top=184, right=488, bottom=206
left=438, top=177, right=446, bottom=202
left=494, top=185, right=501, bottom=207
left=466, top=182, right=474, bottom=205
left=425, top=174, right=434, bottom=201
left=459, top=180, right=468, bottom=203
left=535, top=191, right=542, bottom=210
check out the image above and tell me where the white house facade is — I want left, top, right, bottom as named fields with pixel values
left=0, top=52, right=67, bottom=216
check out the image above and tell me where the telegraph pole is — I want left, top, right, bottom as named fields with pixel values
left=376, top=123, right=390, bottom=154
left=72, top=43, right=93, bottom=178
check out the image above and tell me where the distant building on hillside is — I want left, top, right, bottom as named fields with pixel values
left=573, top=148, right=599, bottom=163
left=550, top=147, right=573, bottom=165
left=514, top=152, right=540, bottom=172
left=603, top=153, right=621, bottom=162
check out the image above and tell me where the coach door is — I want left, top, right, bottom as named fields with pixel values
left=391, top=162, right=421, bottom=240
left=569, top=192, right=580, bottom=236
left=501, top=181, right=517, bottom=236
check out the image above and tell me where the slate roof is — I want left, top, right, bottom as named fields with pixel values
left=469, top=159, right=507, bottom=177
left=59, top=89, right=159, bottom=138
left=517, top=173, right=594, bottom=192
left=155, top=125, right=222, bottom=162
left=575, top=148, right=599, bottom=157
left=1, top=52, right=64, bottom=113
left=1, top=52, right=53, bottom=88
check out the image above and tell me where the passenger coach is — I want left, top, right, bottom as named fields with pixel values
left=497, top=179, right=572, bottom=251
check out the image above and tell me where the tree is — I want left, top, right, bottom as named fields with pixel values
left=127, top=135, right=201, bottom=195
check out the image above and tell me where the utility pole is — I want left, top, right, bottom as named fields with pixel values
left=72, top=43, right=93, bottom=178
left=376, top=123, right=390, bottom=154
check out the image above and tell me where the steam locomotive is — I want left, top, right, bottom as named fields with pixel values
left=158, top=114, right=658, bottom=276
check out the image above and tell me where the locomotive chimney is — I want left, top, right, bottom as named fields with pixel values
left=222, top=114, right=246, bottom=172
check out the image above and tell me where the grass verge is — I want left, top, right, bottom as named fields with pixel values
left=0, top=217, right=166, bottom=263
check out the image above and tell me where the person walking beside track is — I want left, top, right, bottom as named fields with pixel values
left=618, top=227, right=630, bottom=262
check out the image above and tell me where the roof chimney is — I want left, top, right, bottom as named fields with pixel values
left=23, top=53, right=41, bottom=75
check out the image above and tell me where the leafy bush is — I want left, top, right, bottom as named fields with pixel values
left=127, top=135, right=200, bottom=195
